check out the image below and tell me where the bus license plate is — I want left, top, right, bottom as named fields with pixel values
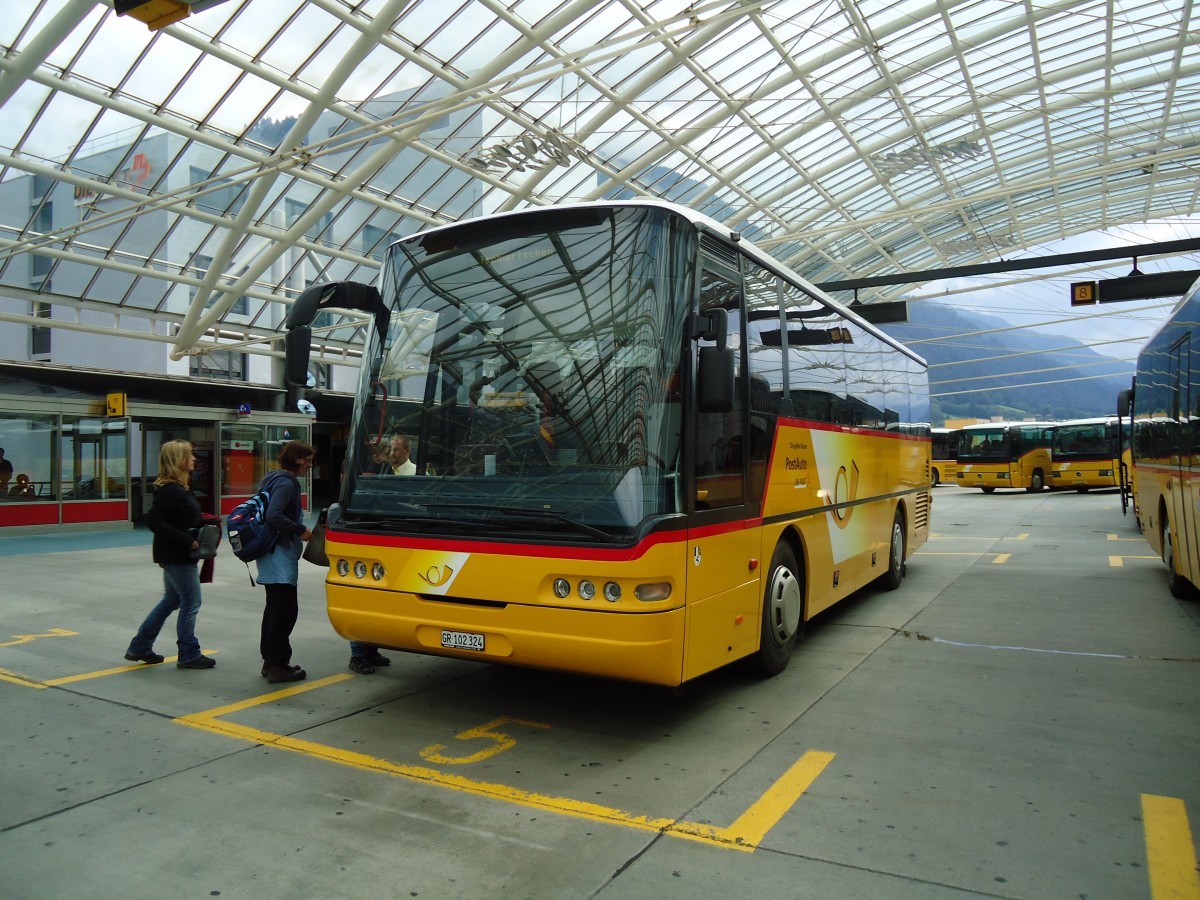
left=441, top=629, right=485, bottom=652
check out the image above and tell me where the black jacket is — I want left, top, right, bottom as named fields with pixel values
left=146, top=481, right=202, bottom=566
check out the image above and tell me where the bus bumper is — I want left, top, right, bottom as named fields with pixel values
left=326, top=584, right=689, bottom=686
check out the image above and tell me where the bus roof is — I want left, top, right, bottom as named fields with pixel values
left=390, top=199, right=927, bottom=367
left=959, top=421, right=1056, bottom=431
left=1054, top=417, right=1116, bottom=427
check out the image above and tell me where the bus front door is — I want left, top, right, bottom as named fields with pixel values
left=683, top=271, right=760, bottom=681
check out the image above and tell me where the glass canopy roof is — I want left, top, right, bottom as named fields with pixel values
left=1, top=0, right=1197, bottom=371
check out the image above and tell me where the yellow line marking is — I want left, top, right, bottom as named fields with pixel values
left=1142, top=794, right=1200, bottom=899
left=2, top=651, right=219, bottom=688
left=175, top=680, right=834, bottom=852
left=915, top=552, right=1013, bottom=557
left=1108, top=533, right=1146, bottom=542
left=1109, top=555, right=1162, bottom=568
left=928, top=534, right=1029, bottom=541
left=710, top=750, right=835, bottom=848
left=992, top=554, right=1011, bottom=564
left=0, top=668, right=47, bottom=688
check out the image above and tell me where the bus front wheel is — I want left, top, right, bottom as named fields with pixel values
left=931, top=467, right=941, bottom=486
left=981, top=486, right=995, bottom=494
left=754, top=542, right=803, bottom=676
left=1026, top=471, right=1044, bottom=493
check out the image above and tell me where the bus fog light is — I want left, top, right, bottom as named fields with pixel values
left=353, top=561, right=367, bottom=579
left=997, top=473, right=1009, bottom=479
left=553, top=578, right=570, bottom=599
left=603, top=581, right=622, bottom=602
left=1100, top=469, right=1113, bottom=477
left=371, top=563, right=385, bottom=581
left=578, top=580, right=596, bottom=600
left=337, top=559, right=350, bottom=577
left=635, top=582, right=672, bottom=601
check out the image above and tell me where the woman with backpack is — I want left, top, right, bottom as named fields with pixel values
left=125, top=439, right=215, bottom=670
left=256, top=439, right=316, bottom=683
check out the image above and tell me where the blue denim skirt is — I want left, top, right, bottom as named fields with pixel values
left=254, top=537, right=302, bottom=585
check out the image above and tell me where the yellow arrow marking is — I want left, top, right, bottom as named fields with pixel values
left=0, top=628, right=79, bottom=647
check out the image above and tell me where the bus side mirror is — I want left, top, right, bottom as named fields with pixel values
left=1116, top=388, right=1130, bottom=417
left=285, top=325, right=312, bottom=388
left=697, top=346, right=735, bottom=413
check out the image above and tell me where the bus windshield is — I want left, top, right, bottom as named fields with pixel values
left=958, top=427, right=1008, bottom=459
left=339, top=206, right=692, bottom=543
left=1053, top=422, right=1115, bottom=460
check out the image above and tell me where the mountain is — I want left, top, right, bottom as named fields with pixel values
left=878, top=302, right=1134, bottom=425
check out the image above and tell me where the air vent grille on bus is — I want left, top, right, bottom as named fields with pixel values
left=913, top=490, right=931, bottom=530
left=700, top=234, right=740, bottom=270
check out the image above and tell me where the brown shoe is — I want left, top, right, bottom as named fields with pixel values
left=265, top=665, right=306, bottom=683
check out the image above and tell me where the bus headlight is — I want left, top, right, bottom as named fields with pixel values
left=997, top=472, right=1009, bottom=479
left=353, top=561, right=367, bottom=579
left=337, top=559, right=350, bottom=577
left=371, top=563, right=385, bottom=581
left=578, top=580, right=596, bottom=600
left=1100, top=469, right=1113, bottom=477
left=635, top=582, right=672, bottom=601
left=553, top=578, right=571, bottom=598
left=603, top=581, right=622, bottom=602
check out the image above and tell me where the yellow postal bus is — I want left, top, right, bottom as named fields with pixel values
left=955, top=421, right=1054, bottom=493
left=284, top=201, right=931, bottom=685
left=1050, top=417, right=1122, bottom=492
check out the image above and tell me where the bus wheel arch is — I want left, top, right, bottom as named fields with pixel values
left=753, top=532, right=806, bottom=676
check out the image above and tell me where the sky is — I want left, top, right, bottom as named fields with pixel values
left=903, top=217, right=1200, bottom=366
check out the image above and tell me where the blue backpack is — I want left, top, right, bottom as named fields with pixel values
left=226, top=484, right=278, bottom=563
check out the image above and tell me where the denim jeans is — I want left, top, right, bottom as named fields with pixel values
left=127, top=563, right=203, bottom=662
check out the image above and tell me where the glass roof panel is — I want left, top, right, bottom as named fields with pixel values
left=0, top=0, right=1194, bottom=369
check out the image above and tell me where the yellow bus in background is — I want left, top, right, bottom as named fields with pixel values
left=284, top=200, right=932, bottom=685
left=931, top=427, right=958, bottom=486
left=956, top=421, right=1054, bottom=493
left=1050, top=417, right=1122, bottom=492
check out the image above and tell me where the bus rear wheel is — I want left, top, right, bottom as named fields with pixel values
left=754, top=542, right=803, bottom=676
left=877, top=508, right=906, bottom=590
left=1163, top=520, right=1195, bottom=599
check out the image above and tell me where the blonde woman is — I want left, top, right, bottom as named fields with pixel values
left=124, top=440, right=215, bottom=669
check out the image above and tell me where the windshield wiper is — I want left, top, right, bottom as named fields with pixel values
left=342, top=513, right=497, bottom=532
left=422, top=502, right=615, bottom=542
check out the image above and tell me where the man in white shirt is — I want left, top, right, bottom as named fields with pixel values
left=381, top=434, right=417, bottom=476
